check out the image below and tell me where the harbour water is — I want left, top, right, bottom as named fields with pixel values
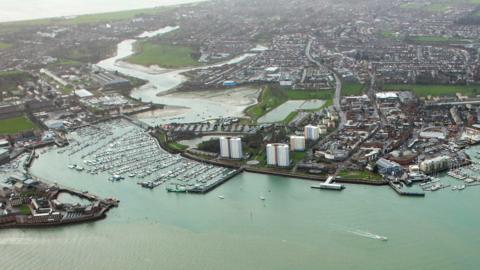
left=96, top=26, right=261, bottom=125
left=2, top=144, right=480, bottom=269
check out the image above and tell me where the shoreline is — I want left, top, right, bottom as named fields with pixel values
left=116, top=60, right=176, bottom=75
left=0, top=182, right=119, bottom=230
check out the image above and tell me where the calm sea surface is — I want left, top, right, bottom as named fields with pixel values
left=1, top=142, right=479, bottom=270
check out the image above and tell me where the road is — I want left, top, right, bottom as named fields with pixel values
left=305, top=39, right=346, bottom=129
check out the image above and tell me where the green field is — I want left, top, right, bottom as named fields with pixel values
left=0, top=42, right=11, bottom=49
left=0, top=116, right=37, bottom=135
left=380, top=31, right=400, bottom=39
left=283, top=112, right=299, bottom=125
left=18, top=204, right=31, bottom=215
left=342, top=82, right=364, bottom=96
left=400, top=2, right=449, bottom=12
left=292, top=151, right=306, bottom=163
left=285, top=89, right=334, bottom=100
left=384, top=84, right=480, bottom=97
left=409, top=35, right=469, bottom=44
left=62, top=85, right=75, bottom=94
left=337, top=170, right=383, bottom=181
left=246, top=86, right=283, bottom=119
left=252, top=32, right=273, bottom=45
left=126, top=42, right=199, bottom=68
left=381, top=31, right=394, bottom=38
left=246, top=86, right=334, bottom=122
left=168, top=142, right=188, bottom=152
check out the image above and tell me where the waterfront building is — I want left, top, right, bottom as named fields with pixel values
left=266, top=144, right=277, bottom=166
left=290, top=135, right=306, bottom=151
left=277, top=144, right=290, bottom=167
left=419, top=156, right=451, bottom=174
left=266, top=143, right=290, bottom=167
left=219, top=137, right=230, bottom=158
left=219, top=137, right=243, bottom=159
left=376, top=158, right=402, bottom=176
left=229, top=137, right=243, bottom=159
left=304, top=125, right=320, bottom=140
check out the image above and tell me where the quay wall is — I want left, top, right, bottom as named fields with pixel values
left=181, top=152, right=242, bottom=169
left=389, top=182, right=425, bottom=197
left=245, top=167, right=388, bottom=186
left=189, top=168, right=244, bottom=194
left=0, top=211, right=109, bottom=229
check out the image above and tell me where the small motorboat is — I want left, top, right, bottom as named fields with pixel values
left=375, top=235, right=388, bottom=241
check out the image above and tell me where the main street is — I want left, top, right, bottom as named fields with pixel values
left=305, top=38, right=346, bottom=129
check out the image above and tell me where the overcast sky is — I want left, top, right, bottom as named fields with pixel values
left=0, top=0, right=205, bottom=22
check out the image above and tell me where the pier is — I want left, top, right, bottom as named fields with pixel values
left=311, top=176, right=345, bottom=190
left=187, top=168, right=244, bottom=194
left=389, top=182, right=425, bottom=197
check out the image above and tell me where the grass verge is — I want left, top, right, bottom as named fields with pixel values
left=0, top=116, right=37, bottom=135
left=337, top=170, right=383, bottom=181
left=246, top=86, right=334, bottom=122
left=383, top=84, right=480, bottom=97
left=126, top=42, right=199, bottom=68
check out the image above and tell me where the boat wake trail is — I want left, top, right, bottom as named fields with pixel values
left=347, top=229, right=388, bottom=241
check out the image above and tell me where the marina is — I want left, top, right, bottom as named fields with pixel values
left=52, top=119, right=238, bottom=194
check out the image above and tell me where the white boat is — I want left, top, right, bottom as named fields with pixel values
left=375, top=235, right=388, bottom=241
left=110, top=175, right=124, bottom=181
left=260, top=196, right=265, bottom=200
left=349, top=230, right=388, bottom=241
left=430, top=184, right=442, bottom=191
left=452, top=186, right=457, bottom=191
left=218, top=195, right=225, bottom=199
left=458, top=185, right=466, bottom=190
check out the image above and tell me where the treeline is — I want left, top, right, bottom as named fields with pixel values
left=198, top=139, right=220, bottom=153
left=196, top=131, right=269, bottom=155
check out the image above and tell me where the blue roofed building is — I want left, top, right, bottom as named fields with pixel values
left=376, top=158, right=402, bottom=176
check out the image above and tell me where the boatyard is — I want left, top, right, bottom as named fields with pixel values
left=59, top=119, right=238, bottom=193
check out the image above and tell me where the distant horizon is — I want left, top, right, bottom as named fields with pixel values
left=0, top=0, right=206, bottom=23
